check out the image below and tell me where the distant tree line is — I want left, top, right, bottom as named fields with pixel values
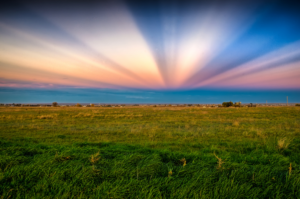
left=222, top=101, right=242, bottom=107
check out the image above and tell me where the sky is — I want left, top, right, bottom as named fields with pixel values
left=0, top=0, right=300, bottom=103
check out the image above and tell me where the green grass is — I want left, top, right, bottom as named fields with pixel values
left=0, top=106, right=300, bottom=198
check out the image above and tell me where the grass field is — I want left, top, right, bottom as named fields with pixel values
left=0, top=106, right=300, bottom=198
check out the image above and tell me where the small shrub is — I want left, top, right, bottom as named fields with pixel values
left=296, top=104, right=300, bottom=106
left=232, top=121, right=239, bottom=127
left=73, top=113, right=92, bottom=118
left=0, top=115, right=7, bottom=120
left=277, top=138, right=290, bottom=150
left=222, top=102, right=233, bottom=107
left=234, top=102, right=241, bottom=107
left=180, top=158, right=186, bottom=167
left=249, top=103, right=256, bottom=107
left=168, top=170, right=173, bottom=177
left=38, top=115, right=57, bottom=119
left=54, top=152, right=72, bottom=162
left=76, top=103, right=82, bottom=107
left=90, top=151, right=100, bottom=164
left=256, top=129, right=266, bottom=138
left=213, top=152, right=224, bottom=169
left=52, top=102, right=58, bottom=107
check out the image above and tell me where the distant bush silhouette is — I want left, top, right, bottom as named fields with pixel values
left=248, top=103, right=256, bottom=107
left=234, top=102, right=241, bottom=107
left=76, top=103, right=82, bottom=107
left=296, top=104, right=300, bottom=106
left=222, top=102, right=233, bottom=107
left=52, top=102, right=58, bottom=107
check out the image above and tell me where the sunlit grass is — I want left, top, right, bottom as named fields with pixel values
left=0, top=106, right=300, bottom=198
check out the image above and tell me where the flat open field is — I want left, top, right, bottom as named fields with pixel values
left=0, top=106, right=300, bottom=198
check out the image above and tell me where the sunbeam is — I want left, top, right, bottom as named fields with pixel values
left=33, top=1, right=165, bottom=88
left=194, top=41, right=300, bottom=88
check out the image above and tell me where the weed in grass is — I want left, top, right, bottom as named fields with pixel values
left=289, top=163, right=292, bottom=176
left=214, top=152, right=224, bottom=170
left=90, top=151, right=101, bottom=164
left=232, top=121, right=239, bottom=127
left=168, top=170, right=173, bottom=177
left=73, top=113, right=93, bottom=118
left=278, top=138, right=290, bottom=150
left=54, top=151, right=71, bottom=162
left=256, top=129, right=265, bottom=138
left=180, top=158, right=187, bottom=167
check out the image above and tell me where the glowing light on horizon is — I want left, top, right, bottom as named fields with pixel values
left=35, top=2, right=165, bottom=88
left=0, top=24, right=146, bottom=89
